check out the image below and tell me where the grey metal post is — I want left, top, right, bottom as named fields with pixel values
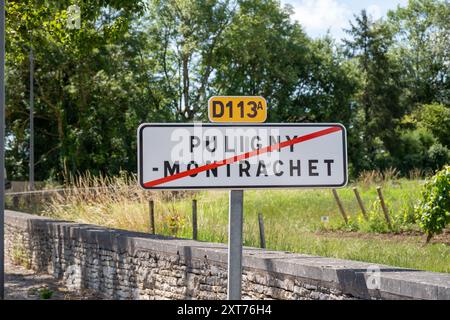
left=192, top=199, right=197, bottom=240
left=29, top=32, right=34, bottom=191
left=227, top=190, right=243, bottom=300
left=0, top=0, right=5, bottom=300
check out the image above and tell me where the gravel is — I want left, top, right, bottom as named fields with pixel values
left=5, top=259, right=101, bottom=300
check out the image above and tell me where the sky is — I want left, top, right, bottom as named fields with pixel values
left=280, top=0, right=409, bottom=41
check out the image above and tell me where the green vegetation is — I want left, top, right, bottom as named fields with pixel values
left=42, top=173, right=450, bottom=273
left=416, top=166, right=450, bottom=242
left=5, top=0, right=450, bottom=182
left=11, top=242, right=31, bottom=269
left=6, top=0, right=449, bottom=275
left=38, top=287, right=54, bottom=300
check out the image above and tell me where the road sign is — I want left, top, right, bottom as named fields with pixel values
left=208, top=96, right=267, bottom=123
left=138, top=123, right=347, bottom=189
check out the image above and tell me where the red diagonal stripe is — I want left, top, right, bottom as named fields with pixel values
left=143, top=126, right=342, bottom=188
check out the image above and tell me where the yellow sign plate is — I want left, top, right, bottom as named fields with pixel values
left=208, top=96, right=267, bottom=123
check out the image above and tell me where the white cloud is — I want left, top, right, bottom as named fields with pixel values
left=367, top=4, right=382, bottom=20
left=282, top=0, right=409, bottom=40
left=286, top=0, right=352, bottom=33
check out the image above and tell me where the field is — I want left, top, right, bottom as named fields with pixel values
left=28, top=173, right=449, bottom=274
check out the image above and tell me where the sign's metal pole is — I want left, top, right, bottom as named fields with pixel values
left=29, top=32, right=34, bottom=191
left=227, top=189, right=243, bottom=300
left=0, top=0, right=5, bottom=300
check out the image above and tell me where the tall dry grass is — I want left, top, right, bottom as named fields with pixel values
left=356, top=167, right=401, bottom=188
left=40, top=172, right=450, bottom=272
left=43, top=172, right=192, bottom=233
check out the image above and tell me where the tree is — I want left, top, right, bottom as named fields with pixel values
left=11, top=0, right=447, bottom=181
left=147, top=0, right=237, bottom=121
left=387, top=0, right=450, bottom=107
left=148, top=0, right=357, bottom=125
left=344, top=10, right=403, bottom=172
left=392, top=103, right=450, bottom=173
left=414, top=103, right=450, bottom=148
left=211, top=0, right=308, bottom=121
left=212, top=2, right=357, bottom=127
left=294, top=37, right=357, bottom=125
left=6, top=0, right=166, bottom=180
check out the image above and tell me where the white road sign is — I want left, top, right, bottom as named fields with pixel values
left=138, top=123, right=347, bottom=189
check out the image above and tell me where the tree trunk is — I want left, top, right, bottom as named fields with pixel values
left=182, top=55, right=189, bottom=119
left=56, top=105, right=66, bottom=177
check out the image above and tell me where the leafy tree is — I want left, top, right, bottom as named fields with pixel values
left=213, top=2, right=357, bottom=126
left=147, top=0, right=237, bottom=121
left=6, top=0, right=168, bottom=180
left=299, top=37, right=357, bottom=125
left=393, top=103, right=450, bottom=173
left=212, top=0, right=309, bottom=121
left=344, top=10, right=403, bottom=173
left=394, top=127, right=436, bottom=172
left=149, top=0, right=357, bottom=125
left=413, top=103, right=450, bottom=148
left=388, top=0, right=450, bottom=107
left=5, top=0, right=448, bottom=182
left=427, top=143, right=450, bottom=170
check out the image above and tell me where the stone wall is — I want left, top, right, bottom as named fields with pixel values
left=4, top=210, right=450, bottom=300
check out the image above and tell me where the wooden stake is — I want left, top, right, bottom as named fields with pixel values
left=192, top=199, right=198, bottom=240
left=352, top=187, right=368, bottom=220
left=332, top=189, right=348, bottom=224
left=376, top=186, right=392, bottom=229
left=149, top=200, right=155, bottom=234
left=258, top=213, right=266, bottom=249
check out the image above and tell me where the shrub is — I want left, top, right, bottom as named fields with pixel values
left=38, top=287, right=54, bottom=300
left=395, top=128, right=435, bottom=173
left=415, top=166, right=450, bottom=242
left=414, top=103, right=450, bottom=148
left=427, top=143, right=450, bottom=170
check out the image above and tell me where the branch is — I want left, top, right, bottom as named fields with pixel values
left=191, top=5, right=236, bottom=113
left=34, top=144, right=60, bottom=167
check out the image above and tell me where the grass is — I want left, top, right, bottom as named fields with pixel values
left=11, top=242, right=31, bottom=269
left=41, top=172, right=450, bottom=273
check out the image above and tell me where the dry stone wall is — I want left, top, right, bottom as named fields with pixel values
left=5, top=210, right=450, bottom=300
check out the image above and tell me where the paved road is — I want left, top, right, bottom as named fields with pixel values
left=5, top=259, right=100, bottom=300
